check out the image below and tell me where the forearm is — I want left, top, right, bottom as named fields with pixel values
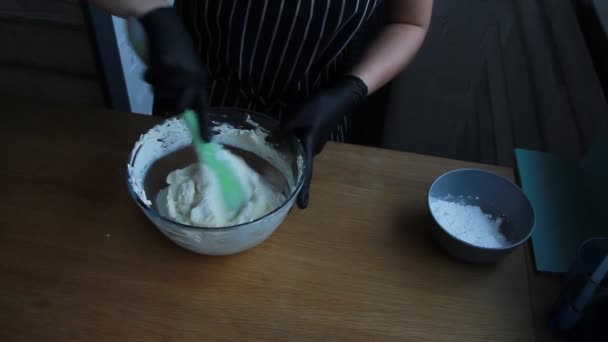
left=350, top=24, right=428, bottom=94
left=350, top=0, right=432, bottom=94
left=88, top=0, right=168, bottom=17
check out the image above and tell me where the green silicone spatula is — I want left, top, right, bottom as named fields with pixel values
left=182, top=110, right=246, bottom=216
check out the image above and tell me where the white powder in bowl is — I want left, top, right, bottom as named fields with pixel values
left=430, top=198, right=509, bottom=248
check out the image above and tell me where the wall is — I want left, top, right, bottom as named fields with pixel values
left=0, top=0, right=103, bottom=106
left=384, top=0, right=608, bottom=166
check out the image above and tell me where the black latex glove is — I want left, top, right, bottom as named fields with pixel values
left=138, top=7, right=210, bottom=139
left=282, top=75, right=368, bottom=209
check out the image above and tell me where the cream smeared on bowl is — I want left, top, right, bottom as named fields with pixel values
left=128, top=115, right=301, bottom=227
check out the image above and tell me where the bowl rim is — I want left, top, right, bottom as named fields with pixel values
left=126, top=108, right=306, bottom=232
left=427, top=168, right=536, bottom=251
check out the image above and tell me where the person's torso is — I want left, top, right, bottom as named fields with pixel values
left=175, top=0, right=382, bottom=118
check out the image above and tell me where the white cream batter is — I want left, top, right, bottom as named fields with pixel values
left=155, top=145, right=285, bottom=227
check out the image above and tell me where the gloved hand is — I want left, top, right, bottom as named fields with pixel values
left=138, top=7, right=210, bottom=139
left=282, top=75, right=368, bottom=209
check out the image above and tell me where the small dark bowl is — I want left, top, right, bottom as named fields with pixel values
left=428, top=169, right=535, bottom=264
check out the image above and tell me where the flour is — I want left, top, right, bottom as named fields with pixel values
left=430, top=198, right=509, bottom=248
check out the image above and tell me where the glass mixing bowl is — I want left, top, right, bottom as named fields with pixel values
left=126, top=109, right=305, bottom=255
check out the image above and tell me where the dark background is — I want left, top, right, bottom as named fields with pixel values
left=1, top=0, right=607, bottom=166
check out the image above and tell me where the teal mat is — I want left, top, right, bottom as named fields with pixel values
left=515, top=134, right=608, bottom=273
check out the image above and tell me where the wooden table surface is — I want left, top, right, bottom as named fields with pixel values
left=0, top=103, right=559, bottom=341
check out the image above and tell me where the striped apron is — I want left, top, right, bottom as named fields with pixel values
left=174, top=0, right=382, bottom=142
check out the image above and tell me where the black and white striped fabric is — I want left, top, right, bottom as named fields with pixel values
left=174, top=0, right=382, bottom=141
